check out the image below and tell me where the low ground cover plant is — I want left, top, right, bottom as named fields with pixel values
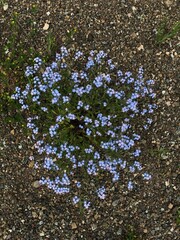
left=12, top=46, right=156, bottom=208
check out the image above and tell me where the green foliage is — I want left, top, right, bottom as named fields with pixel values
left=30, top=4, right=39, bottom=14
left=1, top=13, right=36, bottom=91
left=147, top=147, right=169, bottom=159
left=66, top=28, right=77, bottom=44
left=0, top=92, right=26, bottom=125
left=156, top=20, right=180, bottom=44
left=124, top=225, right=137, bottom=240
left=0, top=10, right=59, bottom=124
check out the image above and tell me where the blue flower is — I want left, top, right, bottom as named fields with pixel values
left=72, top=196, right=80, bottom=204
left=84, top=200, right=91, bottom=209
left=142, top=173, right=151, bottom=180
left=128, top=181, right=133, bottom=190
left=96, top=186, right=106, bottom=199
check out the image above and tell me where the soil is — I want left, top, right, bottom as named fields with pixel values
left=0, top=0, right=179, bottom=239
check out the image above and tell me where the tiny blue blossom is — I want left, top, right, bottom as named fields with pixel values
left=73, top=196, right=80, bottom=204
left=84, top=200, right=91, bottom=209
left=143, top=173, right=152, bottom=180
left=96, top=186, right=106, bottom=199
left=128, top=181, right=133, bottom=190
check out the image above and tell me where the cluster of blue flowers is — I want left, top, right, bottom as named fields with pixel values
left=11, top=46, right=157, bottom=208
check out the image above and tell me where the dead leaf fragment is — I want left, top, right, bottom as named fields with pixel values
left=10, top=129, right=15, bottom=135
left=71, top=222, right=77, bottom=229
left=43, top=23, right=49, bottom=30
left=28, top=161, right=34, bottom=168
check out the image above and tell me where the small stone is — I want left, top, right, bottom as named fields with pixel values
left=165, top=180, right=170, bottom=186
left=117, top=228, right=122, bottom=235
left=3, top=3, right=8, bottom=11
left=43, top=23, right=49, bottom=30
left=168, top=203, right=173, bottom=209
left=32, top=180, right=41, bottom=188
left=143, top=229, right=148, bottom=233
left=71, top=222, right=77, bottom=229
left=32, top=212, right=38, bottom=218
left=91, top=224, right=97, bottom=231
left=165, top=0, right=173, bottom=7
left=112, top=200, right=119, bottom=207
left=166, top=101, right=171, bottom=106
left=161, top=154, right=169, bottom=160
left=137, top=44, right=144, bottom=51
left=39, top=232, right=45, bottom=237
left=132, top=6, right=137, bottom=12
left=94, top=214, right=99, bottom=220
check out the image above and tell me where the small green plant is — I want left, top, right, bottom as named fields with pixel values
left=45, top=30, right=58, bottom=57
left=1, top=13, right=36, bottom=91
left=11, top=46, right=157, bottom=208
left=124, top=225, right=137, bottom=240
left=0, top=13, right=38, bottom=123
left=156, top=20, right=180, bottom=44
left=30, top=4, right=39, bottom=14
left=147, top=147, right=169, bottom=159
left=65, top=28, right=77, bottom=44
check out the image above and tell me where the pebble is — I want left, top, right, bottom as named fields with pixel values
left=168, top=203, right=173, bottom=209
left=112, top=199, right=120, bottom=207
left=39, top=232, right=45, bottom=237
left=3, top=3, right=8, bottom=11
left=164, top=0, right=173, bottom=7
left=137, top=44, right=144, bottom=51
left=165, top=180, right=170, bottom=186
left=43, top=23, right=50, bottom=30
left=32, top=180, right=41, bottom=188
left=116, top=228, right=122, bottom=235
left=32, top=211, right=38, bottom=218
left=91, top=224, right=97, bottom=231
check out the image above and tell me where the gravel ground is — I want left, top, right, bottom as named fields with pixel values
left=0, top=0, right=179, bottom=239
